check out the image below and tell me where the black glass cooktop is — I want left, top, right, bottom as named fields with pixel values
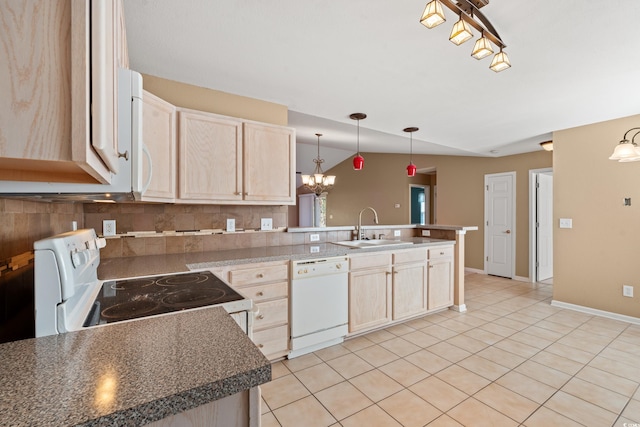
left=83, top=271, right=244, bottom=327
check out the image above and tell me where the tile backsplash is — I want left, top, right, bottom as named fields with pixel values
left=83, top=203, right=288, bottom=234
left=0, top=198, right=84, bottom=260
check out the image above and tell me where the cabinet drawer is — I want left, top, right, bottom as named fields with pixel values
left=254, top=298, right=288, bottom=330
left=239, top=281, right=288, bottom=302
left=228, top=263, right=288, bottom=285
left=428, top=246, right=454, bottom=260
left=253, top=325, right=289, bottom=358
left=350, top=252, right=391, bottom=270
left=393, top=248, right=427, bottom=265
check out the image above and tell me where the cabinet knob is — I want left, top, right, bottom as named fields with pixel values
left=429, top=265, right=434, bottom=269
left=258, top=344, right=264, bottom=348
left=440, top=251, right=445, bottom=255
left=257, top=314, right=265, bottom=320
left=256, top=291, right=264, bottom=297
left=257, top=273, right=264, bottom=278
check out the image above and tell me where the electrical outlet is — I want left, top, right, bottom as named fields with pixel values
left=394, top=230, right=401, bottom=237
left=310, top=246, right=320, bottom=253
left=226, top=219, right=235, bottom=232
left=260, top=218, right=273, bottom=231
left=103, top=220, right=116, bottom=236
left=623, top=285, right=634, bottom=298
left=310, top=234, right=320, bottom=242
left=422, top=230, right=431, bottom=237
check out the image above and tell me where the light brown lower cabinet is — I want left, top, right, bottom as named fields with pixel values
left=215, top=260, right=290, bottom=360
left=392, top=248, right=428, bottom=320
left=146, top=386, right=260, bottom=427
left=348, top=252, right=392, bottom=333
left=427, top=246, right=455, bottom=310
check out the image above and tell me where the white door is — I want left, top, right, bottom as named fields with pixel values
left=536, top=173, right=553, bottom=281
left=485, top=172, right=515, bottom=278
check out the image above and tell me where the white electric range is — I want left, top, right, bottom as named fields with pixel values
left=34, top=229, right=253, bottom=337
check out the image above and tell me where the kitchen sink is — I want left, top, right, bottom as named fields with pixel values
left=331, top=239, right=413, bottom=249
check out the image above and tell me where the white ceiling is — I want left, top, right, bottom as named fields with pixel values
left=123, top=0, right=640, bottom=174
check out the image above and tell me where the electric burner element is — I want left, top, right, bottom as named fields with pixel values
left=161, top=288, right=226, bottom=308
left=156, top=273, right=210, bottom=287
left=110, top=277, right=156, bottom=291
left=84, top=271, right=246, bottom=326
left=101, top=299, right=160, bottom=320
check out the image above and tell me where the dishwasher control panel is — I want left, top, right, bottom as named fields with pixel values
left=291, top=256, right=349, bottom=279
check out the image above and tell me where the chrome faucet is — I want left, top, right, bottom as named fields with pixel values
left=356, top=207, right=379, bottom=240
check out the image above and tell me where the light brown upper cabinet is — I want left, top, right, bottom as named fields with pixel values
left=141, top=91, right=177, bottom=202
left=0, top=0, right=128, bottom=184
left=177, top=108, right=295, bottom=205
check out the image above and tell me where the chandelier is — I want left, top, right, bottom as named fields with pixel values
left=420, top=0, right=511, bottom=72
left=301, top=133, right=336, bottom=195
left=609, top=127, right=640, bottom=162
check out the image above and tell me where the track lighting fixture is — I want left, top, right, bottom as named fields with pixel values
left=419, top=0, right=511, bottom=72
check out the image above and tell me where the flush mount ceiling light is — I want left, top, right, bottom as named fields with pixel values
left=404, top=127, right=419, bottom=177
left=539, top=141, right=553, bottom=151
left=350, top=113, right=367, bottom=170
left=301, top=133, right=336, bottom=195
left=609, top=127, right=640, bottom=162
left=419, top=0, right=511, bottom=72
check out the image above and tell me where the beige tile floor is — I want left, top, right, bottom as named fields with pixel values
left=260, top=273, right=640, bottom=427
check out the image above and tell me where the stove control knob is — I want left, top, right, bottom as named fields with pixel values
left=71, top=250, right=90, bottom=267
left=95, top=238, right=107, bottom=249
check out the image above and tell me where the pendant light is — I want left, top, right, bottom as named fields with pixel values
left=489, top=48, right=511, bottom=72
left=301, top=133, right=336, bottom=195
left=350, top=113, right=367, bottom=170
left=420, top=0, right=446, bottom=29
left=404, top=127, right=419, bottom=177
left=449, top=15, right=473, bottom=45
left=471, top=31, right=494, bottom=59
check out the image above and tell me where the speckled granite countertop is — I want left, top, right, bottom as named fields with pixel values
left=0, top=307, right=271, bottom=427
left=98, top=238, right=455, bottom=279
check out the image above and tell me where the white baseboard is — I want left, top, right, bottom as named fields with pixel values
left=465, top=267, right=485, bottom=275
left=513, top=275, right=530, bottom=283
left=551, top=300, right=640, bottom=326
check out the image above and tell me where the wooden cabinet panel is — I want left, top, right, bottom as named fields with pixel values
left=392, top=262, right=427, bottom=320
left=237, top=282, right=288, bottom=303
left=243, top=122, right=295, bottom=203
left=228, top=264, right=288, bottom=286
left=141, top=90, right=176, bottom=202
left=178, top=110, right=243, bottom=202
left=393, top=248, right=427, bottom=265
left=348, top=267, right=391, bottom=333
left=254, top=298, right=288, bottom=330
left=428, top=246, right=454, bottom=260
left=428, top=253, right=454, bottom=310
left=349, top=252, right=391, bottom=270
left=226, top=260, right=290, bottom=360
left=253, top=325, right=289, bottom=359
left=0, top=0, right=125, bottom=183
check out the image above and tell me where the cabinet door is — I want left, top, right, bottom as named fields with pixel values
left=178, top=110, right=243, bottom=202
left=349, top=268, right=391, bottom=333
left=392, top=262, right=427, bottom=320
left=428, top=257, right=454, bottom=310
left=141, top=91, right=176, bottom=202
left=243, top=122, right=295, bottom=204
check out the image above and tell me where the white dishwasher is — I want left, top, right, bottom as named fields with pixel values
left=289, top=256, right=349, bottom=358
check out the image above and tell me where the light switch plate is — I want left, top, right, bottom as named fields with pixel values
left=226, top=219, right=235, bottom=232
left=103, top=220, right=116, bottom=236
left=559, top=218, right=572, bottom=229
left=261, top=218, right=273, bottom=231
left=623, top=285, right=634, bottom=297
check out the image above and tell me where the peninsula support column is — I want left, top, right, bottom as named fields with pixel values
left=452, top=230, right=466, bottom=312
